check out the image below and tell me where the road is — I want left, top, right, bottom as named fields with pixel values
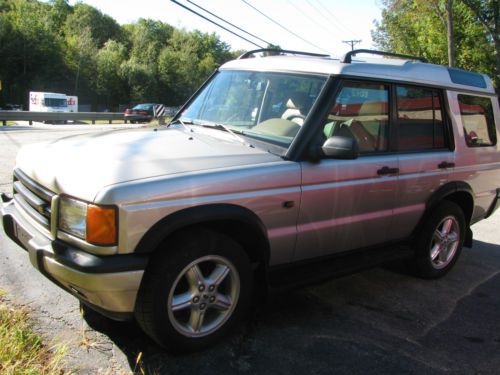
left=1, top=124, right=500, bottom=374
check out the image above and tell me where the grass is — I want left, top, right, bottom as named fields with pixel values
left=0, top=289, right=68, bottom=374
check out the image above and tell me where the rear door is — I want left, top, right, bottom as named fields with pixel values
left=391, top=85, right=454, bottom=239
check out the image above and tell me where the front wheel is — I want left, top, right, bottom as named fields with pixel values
left=414, top=201, right=466, bottom=279
left=135, top=228, right=253, bottom=352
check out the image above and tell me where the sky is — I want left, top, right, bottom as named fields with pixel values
left=67, top=0, right=382, bottom=58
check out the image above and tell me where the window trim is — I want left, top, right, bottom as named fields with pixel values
left=393, top=83, right=453, bottom=153
left=295, top=75, right=462, bottom=162
left=321, top=79, right=392, bottom=156
left=457, top=93, right=497, bottom=148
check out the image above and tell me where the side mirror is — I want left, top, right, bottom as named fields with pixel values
left=321, top=136, right=359, bottom=159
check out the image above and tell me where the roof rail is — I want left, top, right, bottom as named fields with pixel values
left=341, top=49, right=427, bottom=64
left=238, top=49, right=330, bottom=60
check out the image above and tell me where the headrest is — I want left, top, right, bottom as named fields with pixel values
left=286, top=98, right=297, bottom=109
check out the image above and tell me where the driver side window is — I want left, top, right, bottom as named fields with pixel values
left=323, top=81, right=389, bottom=153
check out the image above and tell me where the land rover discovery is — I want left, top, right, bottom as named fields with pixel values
left=2, top=49, right=500, bottom=351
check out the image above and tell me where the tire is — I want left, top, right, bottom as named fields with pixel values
left=413, top=201, right=466, bottom=279
left=135, top=228, right=253, bottom=352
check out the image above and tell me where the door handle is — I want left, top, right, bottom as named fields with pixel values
left=438, top=161, right=455, bottom=169
left=377, top=166, right=399, bottom=175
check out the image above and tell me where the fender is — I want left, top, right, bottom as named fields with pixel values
left=134, top=203, right=271, bottom=263
left=426, top=181, right=474, bottom=217
left=416, top=181, right=475, bottom=247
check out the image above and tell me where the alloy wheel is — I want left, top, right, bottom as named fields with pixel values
left=167, top=255, right=240, bottom=337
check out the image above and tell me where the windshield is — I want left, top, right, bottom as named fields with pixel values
left=180, top=70, right=327, bottom=148
left=43, top=98, right=67, bottom=107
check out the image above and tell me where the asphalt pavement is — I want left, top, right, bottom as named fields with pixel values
left=1, top=124, right=500, bottom=374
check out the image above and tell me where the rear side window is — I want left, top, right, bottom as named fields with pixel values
left=458, top=95, right=496, bottom=147
left=397, top=86, right=447, bottom=150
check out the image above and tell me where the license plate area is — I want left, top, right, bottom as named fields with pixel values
left=14, top=221, right=32, bottom=250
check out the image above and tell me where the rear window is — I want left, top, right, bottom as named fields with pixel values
left=133, top=104, right=153, bottom=110
left=458, top=95, right=496, bottom=147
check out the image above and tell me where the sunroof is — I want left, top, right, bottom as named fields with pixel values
left=448, top=67, right=487, bottom=88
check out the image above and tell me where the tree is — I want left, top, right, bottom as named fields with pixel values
left=460, top=0, right=499, bottom=87
left=427, top=0, right=456, bottom=66
left=64, top=3, right=122, bottom=48
left=0, top=0, right=243, bottom=108
left=372, top=0, right=497, bottom=88
left=64, top=26, right=98, bottom=98
left=2, top=0, right=68, bottom=105
left=96, top=40, right=128, bottom=109
left=157, top=29, right=232, bottom=105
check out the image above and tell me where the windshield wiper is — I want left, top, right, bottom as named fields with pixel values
left=200, top=122, right=254, bottom=148
left=168, top=118, right=193, bottom=132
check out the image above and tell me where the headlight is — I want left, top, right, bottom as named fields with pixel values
left=58, top=196, right=117, bottom=246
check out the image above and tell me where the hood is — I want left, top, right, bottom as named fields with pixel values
left=16, top=127, right=282, bottom=202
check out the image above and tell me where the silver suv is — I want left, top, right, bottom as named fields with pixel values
left=2, top=49, right=500, bottom=352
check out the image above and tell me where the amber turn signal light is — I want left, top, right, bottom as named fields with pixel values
left=86, top=205, right=117, bottom=245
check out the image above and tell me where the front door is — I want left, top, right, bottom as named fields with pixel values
left=294, top=80, right=398, bottom=260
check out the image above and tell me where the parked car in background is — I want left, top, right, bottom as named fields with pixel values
left=124, top=103, right=155, bottom=123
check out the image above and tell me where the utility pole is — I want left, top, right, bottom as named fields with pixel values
left=342, top=40, right=362, bottom=51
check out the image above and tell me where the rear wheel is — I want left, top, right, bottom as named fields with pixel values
left=135, top=228, right=253, bottom=352
left=414, top=201, right=466, bottom=279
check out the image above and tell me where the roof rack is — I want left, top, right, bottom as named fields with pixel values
left=238, top=48, right=330, bottom=60
left=341, top=49, right=427, bottom=64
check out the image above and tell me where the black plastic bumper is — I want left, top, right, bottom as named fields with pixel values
left=1, top=198, right=148, bottom=320
left=2, top=212, right=148, bottom=274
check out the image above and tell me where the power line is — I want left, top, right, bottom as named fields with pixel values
left=185, top=0, right=272, bottom=46
left=284, top=0, right=339, bottom=57
left=304, top=0, right=352, bottom=37
left=170, top=0, right=264, bottom=49
left=240, top=0, right=330, bottom=54
left=285, top=0, right=334, bottom=36
left=313, top=0, right=361, bottom=38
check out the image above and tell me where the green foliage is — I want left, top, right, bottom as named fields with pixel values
left=0, top=0, right=235, bottom=110
left=157, top=29, right=229, bottom=104
left=96, top=40, right=128, bottom=106
left=372, top=0, right=498, bottom=88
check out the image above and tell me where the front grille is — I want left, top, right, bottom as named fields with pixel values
left=13, top=169, right=55, bottom=230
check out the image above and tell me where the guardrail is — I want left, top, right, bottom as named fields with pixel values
left=0, top=111, right=126, bottom=125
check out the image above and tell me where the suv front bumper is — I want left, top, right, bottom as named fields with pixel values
left=1, top=197, right=148, bottom=320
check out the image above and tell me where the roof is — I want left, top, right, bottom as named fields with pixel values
left=220, top=55, right=496, bottom=95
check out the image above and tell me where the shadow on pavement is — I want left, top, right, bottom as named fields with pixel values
left=83, top=239, right=500, bottom=374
